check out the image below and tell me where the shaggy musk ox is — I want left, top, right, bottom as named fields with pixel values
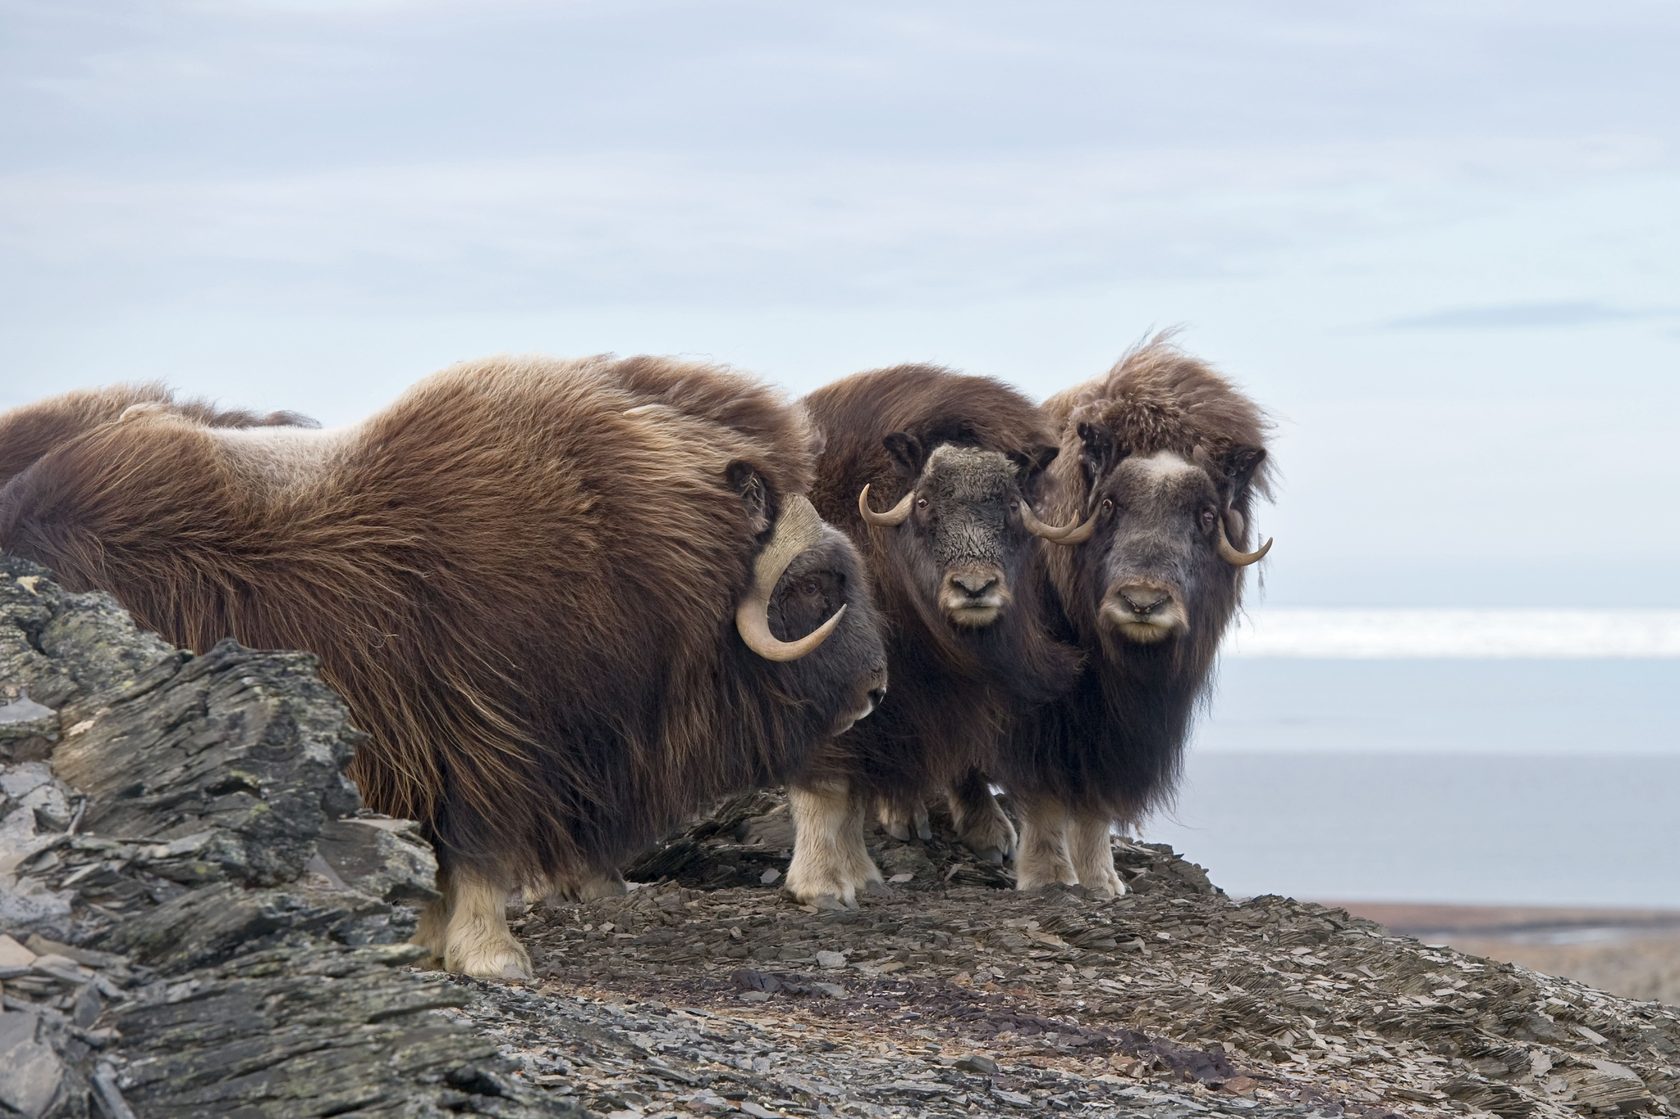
left=0, top=381, right=315, bottom=489
left=785, top=364, right=1084, bottom=906
left=0, top=356, right=888, bottom=977
left=992, top=336, right=1274, bottom=897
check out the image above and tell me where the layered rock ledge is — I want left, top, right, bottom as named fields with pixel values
left=4, top=555, right=1679, bottom=1118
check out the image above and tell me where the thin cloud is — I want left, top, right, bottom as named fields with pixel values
left=1381, top=301, right=1679, bottom=331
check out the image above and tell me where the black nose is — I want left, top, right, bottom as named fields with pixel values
left=951, top=572, right=998, bottom=598
left=1118, top=587, right=1171, bottom=616
left=867, top=686, right=888, bottom=708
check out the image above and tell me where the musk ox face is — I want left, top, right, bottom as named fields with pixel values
left=766, top=523, right=889, bottom=736
left=728, top=469, right=887, bottom=739
left=1070, top=424, right=1270, bottom=648
left=859, top=437, right=1060, bottom=631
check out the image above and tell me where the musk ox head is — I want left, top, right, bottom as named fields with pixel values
left=730, top=468, right=887, bottom=738
left=1062, top=423, right=1271, bottom=649
left=856, top=435, right=1073, bottom=631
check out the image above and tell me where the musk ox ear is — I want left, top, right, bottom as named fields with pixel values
left=1217, top=445, right=1267, bottom=502
left=882, top=431, right=926, bottom=478
left=1076, top=422, right=1120, bottom=487
left=725, top=460, right=775, bottom=537
left=1007, top=443, right=1059, bottom=479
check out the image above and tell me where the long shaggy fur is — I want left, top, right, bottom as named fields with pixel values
left=799, top=363, right=1079, bottom=810
left=1000, top=335, right=1274, bottom=822
left=0, top=381, right=313, bottom=490
left=0, top=355, right=862, bottom=890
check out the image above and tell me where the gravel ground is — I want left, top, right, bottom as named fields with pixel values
left=416, top=794, right=1680, bottom=1118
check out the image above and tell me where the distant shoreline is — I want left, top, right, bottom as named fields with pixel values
left=1322, top=901, right=1680, bottom=1005
left=1322, top=900, right=1680, bottom=944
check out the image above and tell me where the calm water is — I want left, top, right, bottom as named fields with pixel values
left=1134, top=657, right=1680, bottom=907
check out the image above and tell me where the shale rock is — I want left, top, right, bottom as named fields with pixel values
left=0, top=556, right=570, bottom=1117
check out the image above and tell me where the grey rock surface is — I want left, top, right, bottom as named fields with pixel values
left=0, top=556, right=573, bottom=1117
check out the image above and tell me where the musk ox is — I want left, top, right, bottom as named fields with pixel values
left=784, top=363, right=1084, bottom=906
left=989, top=336, right=1274, bottom=896
left=0, top=355, right=888, bottom=976
left=0, top=381, right=315, bottom=489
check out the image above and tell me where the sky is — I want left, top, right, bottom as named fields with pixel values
left=3, top=1, right=1678, bottom=607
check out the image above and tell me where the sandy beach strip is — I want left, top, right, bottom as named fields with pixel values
left=1326, top=900, right=1680, bottom=1006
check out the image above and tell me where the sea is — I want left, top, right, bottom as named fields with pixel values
left=1133, top=609, right=1680, bottom=909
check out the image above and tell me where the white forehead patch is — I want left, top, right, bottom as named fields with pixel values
left=925, top=443, right=1008, bottom=471
left=1124, top=451, right=1201, bottom=485
left=923, top=444, right=1015, bottom=497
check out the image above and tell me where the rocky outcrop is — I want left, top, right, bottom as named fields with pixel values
left=5, top=554, right=1680, bottom=1118
left=0, top=556, right=572, bottom=1117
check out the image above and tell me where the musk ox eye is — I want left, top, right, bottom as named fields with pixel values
left=1100, top=498, right=1115, bottom=518
left=915, top=497, right=929, bottom=510
left=1199, top=507, right=1217, bottom=532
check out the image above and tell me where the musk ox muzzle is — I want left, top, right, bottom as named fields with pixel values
left=1100, top=578, right=1189, bottom=643
left=938, top=564, right=1010, bottom=627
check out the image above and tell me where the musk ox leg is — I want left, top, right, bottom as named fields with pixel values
left=876, top=800, right=932, bottom=843
left=530, top=869, right=629, bottom=907
left=787, top=781, right=883, bottom=908
left=1068, top=815, right=1126, bottom=899
left=441, top=867, right=533, bottom=980
left=947, top=769, right=1017, bottom=865
left=1014, top=797, right=1078, bottom=891
left=412, top=879, right=451, bottom=964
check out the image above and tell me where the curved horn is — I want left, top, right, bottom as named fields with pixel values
left=736, top=494, right=846, bottom=662
left=1216, top=516, right=1273, bottom=567
left=858, top=484, right=914, bottom=527
left=1020, top=500, right=1099, bottom=546
left=736, top=594, right=846, bottom=662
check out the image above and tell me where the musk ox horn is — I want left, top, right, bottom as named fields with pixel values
left=736, top=494, right=846, bottom=662
left=1216, top=515, right=1273, bottom=566
left=857, top=484, right=914, bottom=527
left=1020, top=500, right=1099, bottom=545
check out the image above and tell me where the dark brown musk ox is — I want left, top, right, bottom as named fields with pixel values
left=988, top=335, right=1274, bottom=897
left=783, top=363, right=1086, bottom=906
left=0, top=355, right=888, bottom=976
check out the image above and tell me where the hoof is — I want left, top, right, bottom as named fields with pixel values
left=1085, top=871, right=1128, bottom=900
left=796, top=890, right=856, bottom=912
left=446, top=941, right=533, bottom=981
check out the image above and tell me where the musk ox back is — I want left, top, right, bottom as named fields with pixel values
left=784, top=364, right=1083, bottom=906
left=999, top=335, right=1274, bottom=897
left=0, top=381, right=314, bottom=490
left=0, top=355, right=888, bottom=977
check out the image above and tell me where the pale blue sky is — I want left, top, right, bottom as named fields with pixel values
left=3, top=1, right=1677, bottom=605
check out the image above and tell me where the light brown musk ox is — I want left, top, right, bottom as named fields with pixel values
left=0, top=380, right=314, bottom=488
left=0, top=355, right=889, bottom=976
left=991, top=335, right=1274, bottom=896
left=785, top=363, right=1085, bottom=906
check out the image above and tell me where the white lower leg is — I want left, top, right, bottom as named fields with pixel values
left=876, top=800, right=932, bottom=842
left=1014, top=798, right=1077, bottom=890
left=412, top=885, right=451, bottom=963
left=534, top=869, right=629, bottom=906
left=1068, top=815, right=1126, bottom=898
left=948, top=773, right=1016, bottom=863
left=786, top=781, right=882, bottom=907
left=441, top=867, right=533, bottom=979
